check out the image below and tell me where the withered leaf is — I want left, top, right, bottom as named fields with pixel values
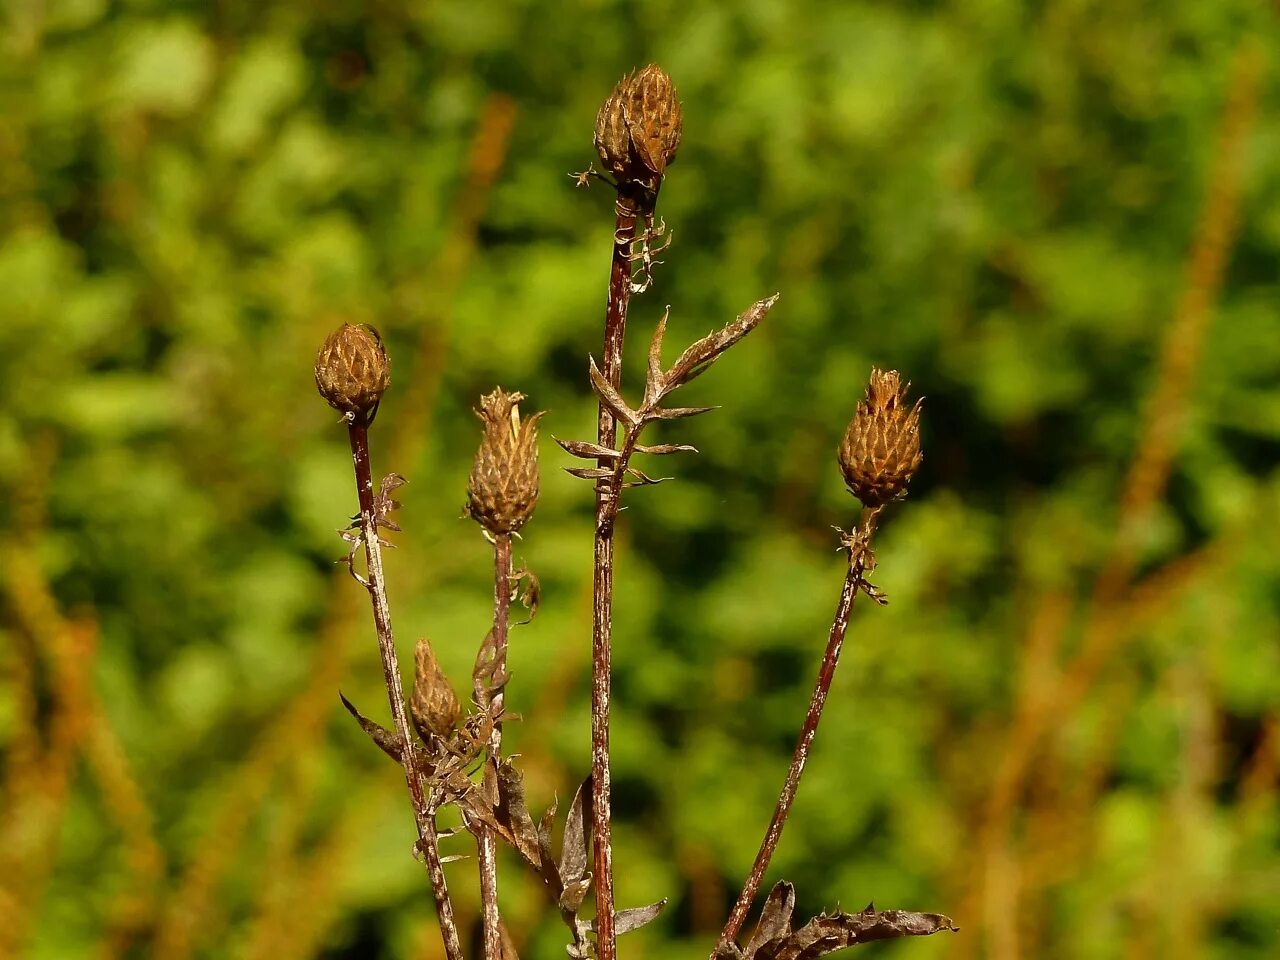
left=714, top=944, right=745, bottom=960
left=614, top=898, right=668, bottom=935
left=754, top=905, right=957, bottom=960
left=745, top=882, right=796, bottom=957
left=624, top=466, right=669, bottom=486
left=643, top=308, right=670, bottom=408
left=664, top=294, right=778, bottom=390
left=565, top=466, right=614, bottom=480
left=588, top=356, right=639, bottom=426
left=495, top=761, right=545, bottom=870
left=537, top=799, right=558, bottom=878
left=511, top=566, right=541, bottom=624
left=555, top=437, right=623, bottom=461
left=634, top=443, right=698, bottom=456
left=648, top=405, right=719, bottom=420
left=338, top=691, right=406, bottom=764
left=559, top=875, right=592, bottom=913
left=559, top=774, right=593, bottom=883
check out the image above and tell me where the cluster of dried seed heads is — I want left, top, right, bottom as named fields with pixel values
left=594, top=64, right=683, bottom=189
left=467, top=387, right=545, bottom=535
left=314, top=323, right=391, bottom=423
left=838, top=369, right=924, bottom=508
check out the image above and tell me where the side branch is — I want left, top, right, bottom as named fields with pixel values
left=717, top=507, right=881, bottom=952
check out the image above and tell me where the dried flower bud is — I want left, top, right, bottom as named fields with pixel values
left=411, top=638, right=461, bottom=743
left=594, top=64, right=683, bottom=187
left=466, top=387, right=544, bottom=535
left=314, top=323, right=390, bottom=423
left=838, top=368, right=923, bottom=508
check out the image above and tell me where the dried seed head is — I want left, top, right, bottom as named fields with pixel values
left=838, top=368, right=923, bottom=508
left=594, top=64, right=683, bottom=188
left=314, top=323, right=390, bottom=423
left=466, top=387, right=544, bottom=535
left=411, top=638, right=461, bottom=743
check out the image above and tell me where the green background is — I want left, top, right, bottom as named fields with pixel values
left=1, top=1, right=1278, bottom=958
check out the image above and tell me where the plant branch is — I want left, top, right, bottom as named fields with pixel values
left=477, top=532, right=514, bottom=960
left=716, top=506, right=883, bottom=953
left=347, top=420, right=464, bottom=960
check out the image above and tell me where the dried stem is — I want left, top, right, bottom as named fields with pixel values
left=477, top=532, right=514, bottom=960
left=717, top=506, right=883, bottom=952
left=591, top=185, right=649, bottom=960
left=346, top=420, right=464, bottom=960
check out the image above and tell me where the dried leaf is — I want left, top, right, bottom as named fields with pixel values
left=634, top=443, right=698, bottom=456
left=512, top=566, right=540, bottom=624
left=559, top=876, right=592, bottom=913
left=614, top=898, right=668, bottom=935
left=588, top=356, right=639, bottom=426
left=665, top=294, right=778, bottom=390
left=555, top=437, right=623, bottom=461
left=559, top=774, right=593, bottom=882
left=714, top=944, right=746, bottom=960
left=537, top=800, right=558, bottom=876
left=565, top=466, right=615, bottom=480
left=649, top=405, right=719, bottom=420
left=745, top=882, right=796, bottom=957
left=754, top=905, right=957, bottom=960
left=495, top=761, right=545, bottom=870
left=624, top=466, right=669, bottom=486
left=338, top=691, right=406, bottom=764
left=644, top=308, right=670, bottom=407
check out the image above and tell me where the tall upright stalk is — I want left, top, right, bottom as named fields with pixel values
left=477, top=532, right=513, bottom=959
left=589, top=186, right=645, bottom=960
left=347, top=420, right=464, bottom=960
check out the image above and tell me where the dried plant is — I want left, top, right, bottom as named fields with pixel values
left=319, top=64, right=954, bottom=960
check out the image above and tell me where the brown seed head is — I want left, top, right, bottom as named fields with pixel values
left=466, top=387, right=544, bottom=535
left=838, top=368, right=923, bottom=508
left=314, top=323, right=390, bottom=423
left=411, top=638, right=461, bottom=744
left=594, top=64, right=683, bottom=188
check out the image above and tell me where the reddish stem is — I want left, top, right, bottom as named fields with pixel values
left=347, top=420, right=464, bottom=960
left=716, top=508, right=880, bottom=953
left=591, top=187, right=646, bottom=960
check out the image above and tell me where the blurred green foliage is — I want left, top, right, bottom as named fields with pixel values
left=1, top=1, right=1278, bottom=959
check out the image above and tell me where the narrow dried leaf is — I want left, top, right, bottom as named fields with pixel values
left=588, top=356, right=639, bottom=426
left=624, top=467, right=669, bottom=486
left=559, top=876, right=592, bottom=913
left=495, top=761, right=545, bottom=869
left=634, top=443, right=698, bottom=456
left=665, top=294, right=779, bottom=389
left=564, top=466, right=615, bottom=480
left=560, top=774, right=593, bottom=883
left=338, top=692, right=405, bottom=764
left=537, top=800, right=558, bottom=875
left=555, top=437, right=623, bottom=461
left=644, top=308, right=670, bottom=407
left=649, top=405, right=718, bottom=420
left=745, top=882, right=796, bottom=957
left=439, top=853, right=471, bottom=865
left=754, top=906, right=957, bottom=960
left=614, top=899, right=669, bottom=935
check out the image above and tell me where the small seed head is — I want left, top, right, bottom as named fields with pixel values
left=838, top=368, right=923, bottom=508
left=314, top=323, right=390, bottom=423
left=410, top=638, right=461, bottom=744
left=594, top=64, right=683, bottom=188
left=466, top=387, right=544, bottom=535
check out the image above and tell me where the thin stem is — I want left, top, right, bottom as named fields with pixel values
left=477, top=533, right=513, bottom=960
left=591, top=187, right=648, bottom=960
left=716, top=507, right=881, bottom=952
left=347, top=420, right=464, bottom=960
